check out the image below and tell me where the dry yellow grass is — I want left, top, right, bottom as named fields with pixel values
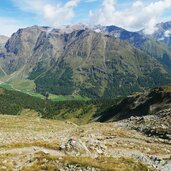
left=0, top=141, right=60, bottom=150
left=163, top=85, right=171, bottom=92
left=60, top=156, right=154, bottom=171
left=0, top=88, right=5, bottom=95
left=1, top=152, right=152, bottom=171
left=0, top=114, right=169, bottom=170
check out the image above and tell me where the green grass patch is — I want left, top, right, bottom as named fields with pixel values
left=0, top=82, right=13, bottom=90
left=49, top=94, right=89, bottom=102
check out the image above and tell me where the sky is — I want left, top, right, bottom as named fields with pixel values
left=0, top=0, right=171, bottom=36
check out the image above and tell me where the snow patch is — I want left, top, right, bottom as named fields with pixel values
left=94, top=29, right=101, bottom=33
left=46, top=27, right=53, bottom=36
left=164, top=30, right=171, bottom=37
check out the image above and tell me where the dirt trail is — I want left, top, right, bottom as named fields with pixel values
left=0, top=146, right=65, bottom=157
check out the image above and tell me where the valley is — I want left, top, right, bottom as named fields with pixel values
left=1, top=22, right=171, bottom=98
left=0, top=20, right=171, bottom=171
left=0, top=84, right=170, bottom=170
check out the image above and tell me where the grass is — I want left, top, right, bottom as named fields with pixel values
left=61, top=156, right=153, bottom=171
left=0, top=81, right=89, bottom=101
left=0, top=82, right=13, bottom=90
left=49, top=94, right=89, bottom=102
left=0, top=151, right=153, bottom=171
left=10, top=80, right=35, bottom=91
left=0, top=81, right=44, bottom=98
left=0, top=153, right=14, bottom=171
left=19, top=109, right=39, bottom=118
left=0, top=141, right=60, bottom=150
left=0, top=88, right=5, bottom=95
left=19, top=153, right=154, bottom=171
left=52, top=104, right=98, bottom=125
left=0, top=114, right=71, bottom=130
left=163, top=85, right=171, bottom=92
left=0, top=114, right=168, bottom=171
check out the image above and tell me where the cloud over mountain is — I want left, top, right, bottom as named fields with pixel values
left=90, top=0, right=171, bottom=34
left=0, top=0, right=171, bottom=36
left=12, top=0, right=80, bottom=27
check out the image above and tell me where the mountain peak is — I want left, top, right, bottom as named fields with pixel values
left=157, top=21, right=171, bottom=29
left=147, top=21, right=171, bottom=45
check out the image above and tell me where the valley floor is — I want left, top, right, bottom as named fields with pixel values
left=0, top=114, right=170, bottom=171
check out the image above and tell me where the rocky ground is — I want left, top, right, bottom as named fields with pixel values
left=119, top=108, right=171, bottom=140
left=0, top=114, right=170, bottom=171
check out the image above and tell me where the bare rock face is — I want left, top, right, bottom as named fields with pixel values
left=5, top=26, right=45, bottom=55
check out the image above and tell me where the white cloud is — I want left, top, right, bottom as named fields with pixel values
left=0, top=17, right=26, bottom=36
left=43, top=0, right=80, bottom=27
left=89, top=0, right=171, bottom=34
left=4, top=0, right=171, bottom=36
left=11, top=0, right=45, bottom=12
left=85, top=0, right=97, bottom=2
left=12, top=0, right=80, bottom=27
left=165, top=30, right=171, bottom=37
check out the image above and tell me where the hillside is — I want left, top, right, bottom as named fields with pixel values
left=1, top=84, right=170, bottom=139
left=0, top=87, right=120, bottom=124
left=0, top=82, right=170, bottom=170
left=0, top=25, right=171, bottom=98
left=0, top=114, right=170, bottom=171
left=100, top=25, right=171, bottom=69
left=97, top=86, right=171, bottom=140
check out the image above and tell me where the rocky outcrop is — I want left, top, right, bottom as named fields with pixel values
left=97, top=86, right=171, bottom=141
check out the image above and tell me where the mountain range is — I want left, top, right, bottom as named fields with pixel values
left=0, top=21, right=171, bottom=98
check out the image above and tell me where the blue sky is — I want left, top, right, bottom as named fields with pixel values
left=0, top=0, right=171, bottom=36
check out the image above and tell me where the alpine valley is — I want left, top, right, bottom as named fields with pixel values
left=1, top=21, right=171, bottom=98
left=0, top=21, right=171, bottom=171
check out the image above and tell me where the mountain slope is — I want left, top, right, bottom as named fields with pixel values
left=97, top=86, right=171, bottom=121
left=1, top=26, right=171, bottom=98
left=0, top=86, right=120, bottom=124
left=96, top=86, right=171, bottom=139
left=100, top=24, right=171, bottom=69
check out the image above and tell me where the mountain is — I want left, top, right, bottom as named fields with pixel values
left=99, top=21, right=171, bottom=48
left=1, top=23, right=171, bottom=98
left=0, top=23, right=171, bottom=171
left=95, top=25, right=147, bottom=46
left=98, top=24, right=171, bottom=69
left=149, top=21, right=171, bottom=47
